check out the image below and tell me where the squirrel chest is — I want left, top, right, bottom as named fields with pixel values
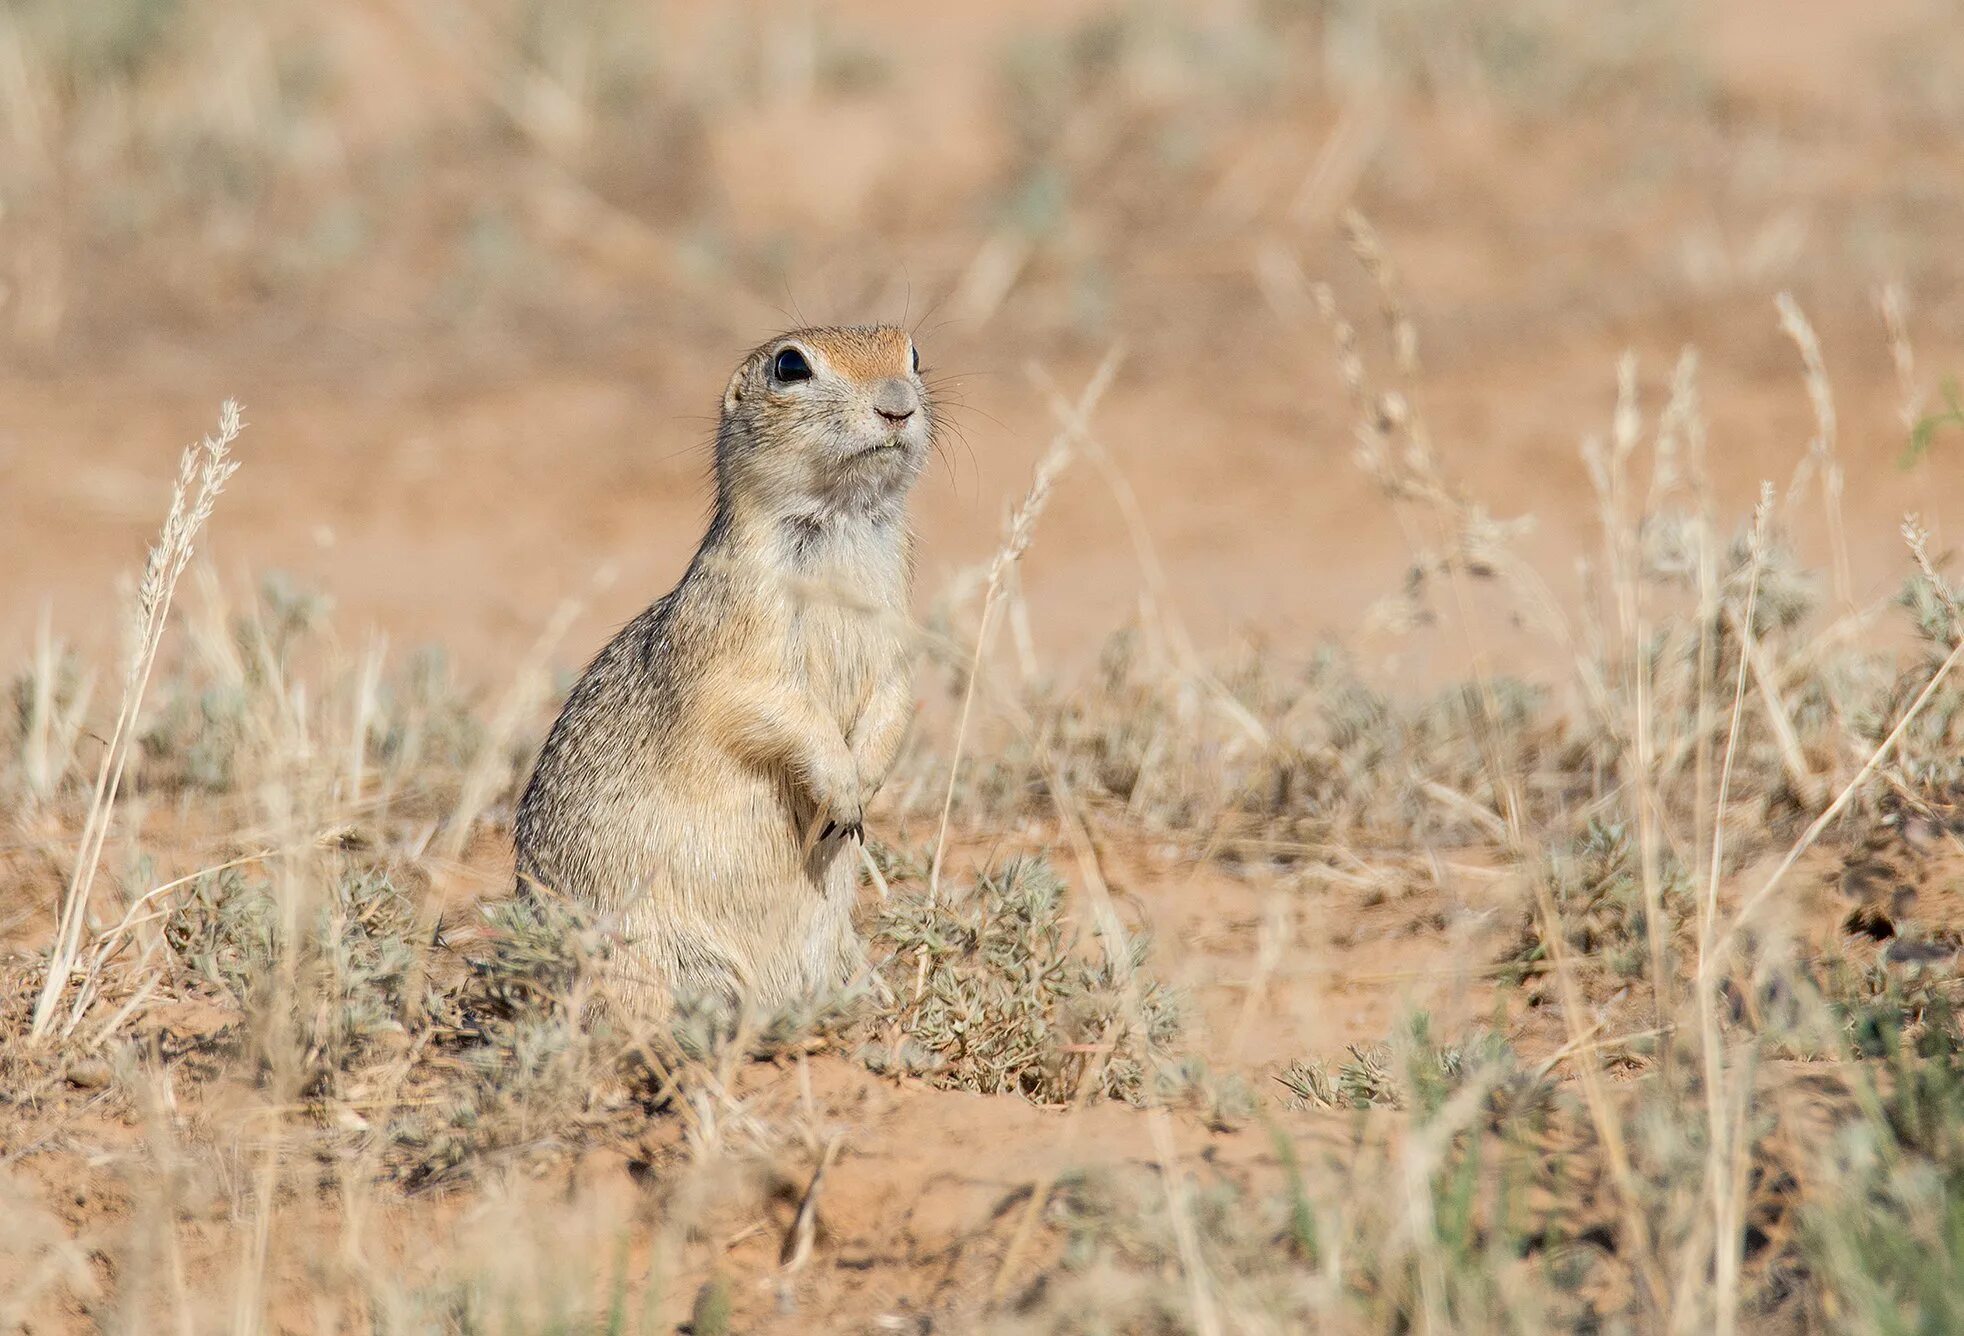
left=779, top=520, right=907, bottom=729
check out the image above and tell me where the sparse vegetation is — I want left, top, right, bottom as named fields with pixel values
left=8, top=386, right=1962, bottom=1325
left=866, top=855, right=1183, bottom=1103
left=5, top=2, right=1964, bottom=1332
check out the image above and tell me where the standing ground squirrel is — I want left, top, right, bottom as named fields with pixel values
left=513, top=326, right=932, bottom=1015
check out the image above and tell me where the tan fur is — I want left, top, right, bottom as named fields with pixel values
left=512, top=326, right=931, bottom=1014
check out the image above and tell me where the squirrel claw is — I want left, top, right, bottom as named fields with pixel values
left=818, top=819, right=864, bottom=843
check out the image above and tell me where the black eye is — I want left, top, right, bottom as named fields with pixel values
left=910, top=344, right=920, bottom=374
left=772, top=347, right=812, bottom=383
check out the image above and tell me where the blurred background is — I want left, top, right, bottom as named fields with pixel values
left=3, top=0, right=1961, bottom=678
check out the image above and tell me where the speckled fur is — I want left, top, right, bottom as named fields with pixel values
left=513, top=325, right=930, bottom=1014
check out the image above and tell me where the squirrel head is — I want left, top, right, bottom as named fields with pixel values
left=715, top=324, right=933, bottom=522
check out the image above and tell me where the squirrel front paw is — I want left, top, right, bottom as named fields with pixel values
left=809, top=765, right=864, bottom=844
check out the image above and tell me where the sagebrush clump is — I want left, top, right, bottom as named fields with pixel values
left=866, top=855, right=1183, bottom=1103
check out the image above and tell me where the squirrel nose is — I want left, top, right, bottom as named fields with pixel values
left=872, top=379, right=918, bottom=424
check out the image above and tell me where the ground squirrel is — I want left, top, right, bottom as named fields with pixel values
left=513, top=325, right=932, bottom=1015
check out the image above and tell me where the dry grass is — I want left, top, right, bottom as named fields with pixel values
left=0, top=0, right=1718, bottom=357
left=31, top=401, right=242, bottom=1043
left=6, top=4, right=1964, bottom=1332
left=5, top=298, right=1963, bottom=1328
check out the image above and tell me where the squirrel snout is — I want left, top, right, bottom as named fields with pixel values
left=872, top=379, right=919, bottom=425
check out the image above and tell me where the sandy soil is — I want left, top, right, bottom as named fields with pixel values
left=4, top=0, right=1964, bottom=1328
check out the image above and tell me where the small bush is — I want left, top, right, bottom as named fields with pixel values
left=865, top=856, right=1182, bottom=1104
left=164, top=860, right=431, bottom=1087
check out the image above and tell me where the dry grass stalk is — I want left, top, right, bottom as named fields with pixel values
left=31, top=400, right=243, bottom=1041
left=439, top=567, right=612, bottom=861
left=1146, top=1105, right=1225, bottom=1336
left=988, top=1067, right=1102, bottom=1310
left=777, top=1131, right=843, bottom=1275
left=233, top=1139, right=280, bottom=1336
left=1776, top=292, right=1851, bottom=609
left=1691, top=483, right=1772, bottom=1336
left=1310, top=227, right=1599, bottom=838
left=1722, top=610, right=1964, bottom=949
left=985, top=744, right=1177, bottom=1309
left=1876, top=282, right=1924, bottom=435
left=1029, top=364, right=1270, bottom=749
left=1902, top=514, right=1953, bottom=619
left=347, top=634, right=387, bottom=806
left=1286, top=101, right=1384, bottom=225
left=17, top=606, right=96, bottom=809
left=927, top=347, right=1123, bottom=899
left=1342, top=209, right=1419, bottom=375
left=1225, top=891, right=1291, bottom=1063
left=1641, top=346, right=1710, bottom=1077
left=1725, top=604, right=1826, bottom=807
left=130, top=1059, right=199, bottom=1335
left=1588, top=352, right=1679, bottom=1053
left=1315, top=261, right=1783, bottom=1262
left=1683, top=351, right=1723, bottom=911
left=951, top=230, right=1035, bottom=327
left=1529, top=870, right=1671, bottom=1318
left=60, top=848, right=276, bottom=1039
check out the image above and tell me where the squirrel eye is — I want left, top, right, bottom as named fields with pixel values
left=772, top=347, right=813, bottom=383
left=910, top=344, right=920, bottom=374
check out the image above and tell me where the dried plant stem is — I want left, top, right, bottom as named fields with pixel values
left=991, top=729, right=1167, bottom=1308
left=1669, top=350, right=1726, bottom=899
left=1320, top=243, right=1686, bottom=1304
left=20, top=605, right=96, bottom=808
left=1147, top=1106, right=1224, bottom=1336
left=1530, top=870, right=1671, bottom=1318
left=1902, top=515, right=1953, bottom=616
left=32, top=401, right=243, bottom=1041
left=233, top=1138, right=279, bottom=1336
left=1722, top=630, right=1964, bottom=949
left=1724, top=605, right=1825, bottom=806
left=1776, top=293, right=1851, bottom=610
left=926, top=348, right=1122, bottom=899
left=1592, top=353, right=1677, bottom=1061
left=440, top=567, right=612, bottom=860
left=62, top=848, right=278, bottom=1037
left=1030, top=364, right=1269, bottom=747
left=1632, top=618, right=1676, bottom=1049
left=348, top=634, right=387, bottom=806
left=1691, top=486, right=1770, bottom=1336
left=1311, top=239, right=1544, bottom=840
left=1225, top=891, right=1291, bottom=1062
left=951, top=230, right=1034, bottom=327
left=1876, top=282, right=1923, bottom=437
left=777, top=1132, right=842, bottom=1274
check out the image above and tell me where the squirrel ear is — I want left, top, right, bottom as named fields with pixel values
left=722, top=355, right=758, bottom=413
